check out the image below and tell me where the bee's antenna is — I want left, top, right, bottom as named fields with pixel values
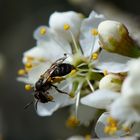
left=24, top=101, right=34, bottom=110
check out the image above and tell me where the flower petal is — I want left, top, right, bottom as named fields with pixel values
left=81, top=89, right=120, bottom=109
left=95, top=50, right=131, bottom=73
left=18, top=63, right=51, bottom=85
left=79, top=11, right=105, bottom=57
left=77, top=104, right=96, bottom=126
left=95, top=112, right=128, bottom=138
left=111, top=96, right=140, bottom=122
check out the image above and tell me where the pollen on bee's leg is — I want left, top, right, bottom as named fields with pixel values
left=51, top=76, right=65, bottom=83
left=66, top=115, right=80, bottom=128
left=25, top=84, right=32, bottom=91
left=47, top=95, right=54, bottom=101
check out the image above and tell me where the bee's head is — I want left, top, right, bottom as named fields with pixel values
left=35, top=78, right=44, bottom=91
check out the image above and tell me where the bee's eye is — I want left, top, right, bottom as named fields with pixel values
left=35, top=79, right=43, bottom=90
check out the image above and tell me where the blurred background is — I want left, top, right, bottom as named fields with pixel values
left=0, top=0, right=140, bottom=139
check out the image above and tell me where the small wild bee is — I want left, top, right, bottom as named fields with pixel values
left=25, top=54, right=75, bottom=109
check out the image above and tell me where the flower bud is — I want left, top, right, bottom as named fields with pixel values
left=99, top=74, right=122, bottom=92
left=49, top=11, right=83, bottom=41
left=98, top=20, right=140, bottom=58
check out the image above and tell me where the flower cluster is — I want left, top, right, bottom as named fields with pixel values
left=18, top=10, right=140, bottom=138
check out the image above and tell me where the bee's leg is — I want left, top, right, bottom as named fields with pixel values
left=51, top=84, right=68, bottom=95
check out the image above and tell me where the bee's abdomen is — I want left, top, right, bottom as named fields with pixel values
left=51, top=63, right=74, bottom=77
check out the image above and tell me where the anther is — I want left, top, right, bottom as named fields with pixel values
left=91, top=28, right=98, bottom=36
left=18, top=69, right=26, bottom=75
left=40, top=27, right=47, bottom=35
left=25, top=84, right=32, bottom=91
left=66, top=115, right=80, bottom=128
left=64, top=24, right=70, bottom=31
left=92, top=53, right=98, bottom=60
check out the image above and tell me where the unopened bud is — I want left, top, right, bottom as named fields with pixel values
left=98, top=20, right=140, bottom=58
left=99, top=74, right=122, bottom=92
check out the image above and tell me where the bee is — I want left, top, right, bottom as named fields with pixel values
left=24, top=54, right=75, bottom=109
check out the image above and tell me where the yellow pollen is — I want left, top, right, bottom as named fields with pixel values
left=69, top=92, right=75, bottom=98
left=26, top=56, right=34, bottom=62
left=47, top=95, right=54, bottom=101
left=51, top=76, right=65, bottom=83
left=25, top=62, right=32, bottom=69
left=85, top=134, right=91, bottom=140
left=38, top=58, right=47, bottom=62
left=40, top=27, right=47, bottom=35
left=25, top=84, right=32, bottom=91
left=64, top=24, right=70, bottom=31
left=92, top=53, right=98, bottom=60
left=18, top=69, right=26, bottom=75
left=66, top=115, right=80, bottom=128
left=103, top=69, right=108, bottom=76
left=104, top=116, right=118, bottom=135
left=70, top=69, right=77, bottom=75
left=91, top=28, right=98, bottom=36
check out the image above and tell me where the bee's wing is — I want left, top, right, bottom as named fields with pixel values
left=41, top=55, right=67, bottom=82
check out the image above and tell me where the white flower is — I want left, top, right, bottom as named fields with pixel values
left=49, top=11, right=83, bottom=41
left=18, top=10, right=132, bottom=118
left=81, top=89, right=120, bottom=109
left=95, top=112, right=130, bottom=138
left=110, top=58, right=140, bottom=123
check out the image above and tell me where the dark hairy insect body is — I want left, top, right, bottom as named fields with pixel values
left=24, top=55, right=75, bottom=110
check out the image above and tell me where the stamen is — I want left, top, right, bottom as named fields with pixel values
left=66, top=115, right=80, bottom=128
left=63, top=24, right=70, bottom=31
left=25, top=84, right=32, bottom=91
left=40, top=27, right=47, bottom=35
left=69, top=30, right=79, bottom=53
left=91, top=28, right=98, bottom=36
left=18, top=69, right=26, bottom=75
left=92, top=53, right=98, bottom=60
left=104, top=116, right=118, bottom=135
left=103, top=69, right=108, bottom=76
left=86, top=79, right=94, bottom=92
left=25, top=62, right=32, bottom=69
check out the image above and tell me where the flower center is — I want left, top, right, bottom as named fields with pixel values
left=104, top=116, right=118, bottom=135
